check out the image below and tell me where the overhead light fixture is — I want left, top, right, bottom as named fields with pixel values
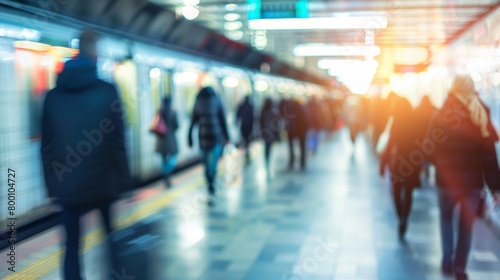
left=149, top=68, right=161, bottom=79
left=248, top=16, right=387, bottom=30
left=0, top=26, right=41, bottom=41
left=181, top=5, right=199, bottom=20
left=254, top=80, right=269, bottom=91
left=224, top=21, right=242, bottom=31
left=392, top=47, right=429, bottom=65
left=317, top=59, right=379, bottom=69
left=174, top=71, right=199, bottom=83
left=225, top=4, right=237, bottom=11
left=224, top=13, right=240, bottom=21
left=294, top=44, right=380, bottom=56
left=251, top=31, right=267, bottom=50
left=225, top=31, right=244, bottom=40
left=222, top=76, right=239, bottom=88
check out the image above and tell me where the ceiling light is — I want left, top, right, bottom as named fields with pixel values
left=254, top=80, right=269, bottom=91
left=0, top=25, right=40, bottom=41
left=224, top=13, right=240, bottom=21
left=392, top=47, right=429, bottom=65
left=317, top=59, right=379, bottom=69
left=317, top=59, right=362, bottom=69
left=224, top=21, right=242, bottom=31
left=225, top=31, right=244, bottom=40
left=248, top=16, right=387, bottom=30
left=150, top=68, right=161, bottom=79
left=181, top=5, right=199, bottom=20
left=225, top=4, right=237, bottom=11
left=174, top=71, right=199, bottom=83
left=222, top=76, right=239, bottom=88
left=294, top=44, right=380, bottom=56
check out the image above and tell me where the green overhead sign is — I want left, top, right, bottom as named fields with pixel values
left=247, top=0, right=309, bottom=20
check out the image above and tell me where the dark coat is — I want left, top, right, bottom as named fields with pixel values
left=282, top=100, right=309, bottom=138
left=381, top=98, right=422, bottom=188
left=260, top=102, right=281, bottom=144
left=236, top=97, right=254, bottom=138
left=155, top=104, right=179, bottom=155
left=414, top=97, right=437, bottom=142
left=427, top=95, right=500, bottom=191
left=188, top=87, right=229, bottom=150
left=41, top=55, right=131, bottom=207
left=308, top=99, right=326, bottom=130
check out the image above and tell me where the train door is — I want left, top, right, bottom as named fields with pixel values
left=113, top=59, right=141, bottom=178
left=136, top=65, right=172, bottom=179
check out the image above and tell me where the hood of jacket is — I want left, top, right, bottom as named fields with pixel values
left=198, top=87, right=216, bottom=99
left=56, top=54, right=99, bottom=92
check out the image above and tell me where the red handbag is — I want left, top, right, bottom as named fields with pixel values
left=150, top=109, right=168, bottom=136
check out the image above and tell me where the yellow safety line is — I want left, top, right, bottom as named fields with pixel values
left=5, top=176, right=205, bottom=280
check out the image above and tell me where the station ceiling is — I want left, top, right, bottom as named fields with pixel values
left=150, top=0, right=500, bottom=84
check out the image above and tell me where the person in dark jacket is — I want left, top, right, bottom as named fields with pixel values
left=426, top=75, right=500, bottom=279
left=415, top=95, right=437, bottom=179
left=188, top=86, right=230, bottom=204
left=282, top=98, right=309, bottom=170
left=260, top=98, right=281, bottom=170
left=307, top=95, right=326, bottom=154
left=236, top=95, right=254, bottom=164
left=155, top=96, right=179, bottom=187
left=380, top=96, right=422, bottom=241
left=370, top=95, right=392, bottom=149
left=40, top=30, right=130, bottom=280
left=343, top=95, right=364, bottom=143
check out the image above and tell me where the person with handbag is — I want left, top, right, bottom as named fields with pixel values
left=426, top=74, right=500, bottom=279
left=154, top=96, right=179, bottom=187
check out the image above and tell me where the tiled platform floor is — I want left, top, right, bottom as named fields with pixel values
left=2, top=129, right=500, bottom=280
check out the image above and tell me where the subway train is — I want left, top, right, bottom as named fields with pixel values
left=0, top=9, right=336, bottom=220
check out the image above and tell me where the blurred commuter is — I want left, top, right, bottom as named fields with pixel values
left=188, top=86, right=230, bottom=205
left=281, top=98, right=309, bottom=170
left=379, top=96, right=422, bottom=241
left=321, top=100, right=334, bottom=136
left=41, top=30, right=130, bottom=280
left=426, top=75, right=500, bottom=279
left=370, top=95, right=392, bottom=149
left=326, top=97, right=342, bottom=131
left=307, top=95, right=326, bottom=154
left=155, top=97, right=179, bottom=187
left=415, top=95, right=437, bottom=179
left=343, top=95, right=363, bottom=143
left=260, top=98, right=281, bottom=169
left=236, top=95, right=254, bottom=164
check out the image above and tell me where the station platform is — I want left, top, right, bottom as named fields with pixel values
left=1, top=129, right=500, bottom=280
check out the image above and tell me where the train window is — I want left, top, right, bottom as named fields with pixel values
left=13, top=41, right=78, bottom=140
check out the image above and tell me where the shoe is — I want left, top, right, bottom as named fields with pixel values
left=398, top=222, right=407, bottom=242
left=441, top=262, right=453, bottom=276
left=454, top=271, right=468, bottom=280
left=207, top=194, right=216, bottom=207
